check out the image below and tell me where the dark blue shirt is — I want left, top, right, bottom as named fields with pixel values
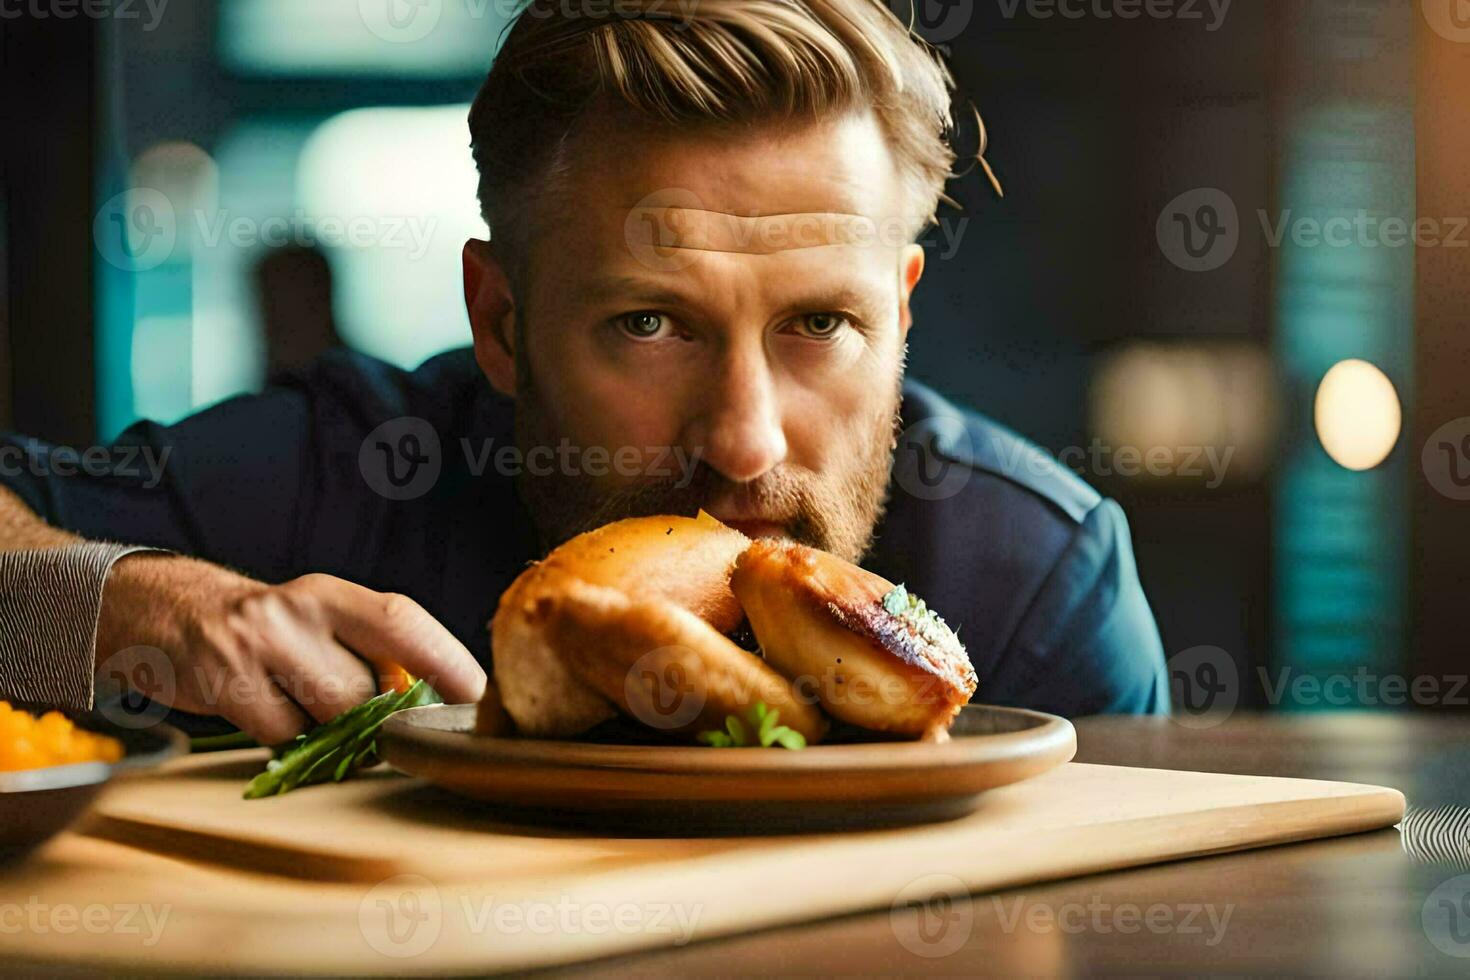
left=2, top=348, right=1169, bottom=718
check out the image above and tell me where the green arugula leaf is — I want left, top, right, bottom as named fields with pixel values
left=243, top=678, right=441, bottom=799
left=696, top=729, right=735, bottom=748
left=697, top=701, right=806, bottom=751
left=769, top=726, right=807, bottom=750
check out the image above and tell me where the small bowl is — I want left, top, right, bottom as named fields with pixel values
left=0, top=703, right=187, bottom=864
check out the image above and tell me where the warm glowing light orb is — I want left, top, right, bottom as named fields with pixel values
left=1314, top=359, right=1401, bottom=471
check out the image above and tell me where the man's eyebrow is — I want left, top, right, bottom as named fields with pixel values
left=573, top=275, right=885, bottom=314
left=571, top=274, right=693, bottom=306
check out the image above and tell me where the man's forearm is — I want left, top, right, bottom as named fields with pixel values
left=0, top=484, right=80, bottom=550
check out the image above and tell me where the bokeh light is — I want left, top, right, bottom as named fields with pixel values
left=1313, top=359, right=1402, bottom=471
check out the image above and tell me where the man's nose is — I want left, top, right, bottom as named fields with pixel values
left=687, top=353, right=788, bottom=485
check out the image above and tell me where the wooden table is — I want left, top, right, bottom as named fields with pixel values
left=530, top=713, right=1470, bottom=977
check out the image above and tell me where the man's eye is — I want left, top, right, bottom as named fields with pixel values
left=617, top=312, right=667, bottom=340
left=795, top=313, right=849, bottom=338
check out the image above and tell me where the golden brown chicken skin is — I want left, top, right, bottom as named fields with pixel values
left=731, top=539, right=978, bottom=740
left=488, top=513, right=751, bottom=736
left=529, top=575, right=828, bottom=745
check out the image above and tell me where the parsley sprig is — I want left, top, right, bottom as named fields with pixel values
left=882, top=583, right=961, bottom=643
left=697, top=701, right=807, bottom=750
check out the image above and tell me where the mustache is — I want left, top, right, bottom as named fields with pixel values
left=564, top=461, right=818, bottom=538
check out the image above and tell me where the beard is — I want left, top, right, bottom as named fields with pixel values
left=511, top=359, right=903, bottom=564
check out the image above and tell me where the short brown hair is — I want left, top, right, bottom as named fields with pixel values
left=469, top=0, right=958, bottom=267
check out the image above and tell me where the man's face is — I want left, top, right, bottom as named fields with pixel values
left=475, top=108, right=926, bottom=562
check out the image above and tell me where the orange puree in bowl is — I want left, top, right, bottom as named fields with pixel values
left=0, top=700, right=124, bottom=771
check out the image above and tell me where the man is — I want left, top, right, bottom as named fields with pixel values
left=0, top=0, right=1167, bottom=742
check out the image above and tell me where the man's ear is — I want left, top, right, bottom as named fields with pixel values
left=897, top=243, right=926, bottom=339
left=463, top=238, right=517, bottom=397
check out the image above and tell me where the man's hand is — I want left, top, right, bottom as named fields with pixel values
left=96, top=553, right=487, bottom=744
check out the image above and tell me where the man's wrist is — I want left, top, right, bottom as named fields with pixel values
left=97, top=550, right=209, bottom=668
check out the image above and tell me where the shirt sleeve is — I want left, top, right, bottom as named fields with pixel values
left=0, top=543, right=165, bottom=709
left=0, top=384, right=316, bottom=580
left=0, top=345, right=427, bottom=585
left=988, top=498, right=1171, bottom=717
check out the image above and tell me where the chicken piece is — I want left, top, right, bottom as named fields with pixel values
left=730, top=539, right=978, bottom=740
left=531, top=576, right=828, bottom=745
left=487, top=513, right=751, bottom=736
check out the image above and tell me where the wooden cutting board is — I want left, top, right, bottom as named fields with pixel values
left=0, top=752, right=1402, bottom=976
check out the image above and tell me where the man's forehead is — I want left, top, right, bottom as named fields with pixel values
left=547, top=109, right=916, bottom=256
left=621, top=205, right=904, bottom=254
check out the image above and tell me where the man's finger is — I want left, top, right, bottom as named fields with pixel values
left=263, top=628, right=377, bottom=725
left=297, top=576, right=487, bottom=704
left=221, top=672, right=313, bottom=746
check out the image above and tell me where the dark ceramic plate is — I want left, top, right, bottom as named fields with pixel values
left=0, top=703, right=187, bottom=864
left=381, top=703, right=1076, bottom=834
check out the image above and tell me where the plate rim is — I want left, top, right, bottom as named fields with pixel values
left=382, top=702, right=1077, bottom=775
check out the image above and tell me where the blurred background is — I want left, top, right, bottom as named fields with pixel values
left=1, top=0, right=1466, bottom=712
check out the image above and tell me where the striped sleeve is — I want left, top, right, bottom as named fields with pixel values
left=0, top=544, right=162, bottom=710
